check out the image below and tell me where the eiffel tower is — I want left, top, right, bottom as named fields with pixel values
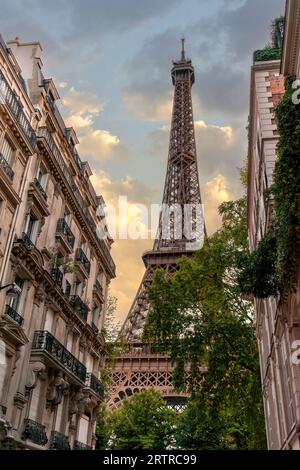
left=108, top=39, right=205, bottom=409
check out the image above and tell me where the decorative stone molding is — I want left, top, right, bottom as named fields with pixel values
left=68, top=387, right=85, bottom=419
left=11, top=347, right=21, bottom=377
left=33, top=286, right=45, bottom=307
left=46, top=370, right=69, bottom=410
left=25, top=361, right=47, bottom=390
left=13, top=392, right=27, bottom=410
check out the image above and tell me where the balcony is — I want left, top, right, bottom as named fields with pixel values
left=32, top=330, right=87, bottom=383
left=93, top=279, right=104, bottom=303
left=74, top=440, right=92, bottom=450
left=22, top=418, right=48, bottom=446
left=91, top=322, right=99, bottom=334
left=85, top=372, right=104, bottom=399
left=51, top=267, right=63, bottom=289
left=27, top=179, right=49, bottom=218
left=0, top=152, right=14, bottom=180
left=0, top=70, right=36, bottom=151
left=50, top=431, right=70, bottom=450
left=33, top=178, right=47, bottom=200
left=37, top=126, right=115, bottom=278
left=75, top=248, right=91, bottom=277
left=21, top=232, right=35, bottom=250
left=56, top=218, right=75, bottom=254
left=4, top=304, right=24, bottom=326
left=69, top=295, right=89, bottom=322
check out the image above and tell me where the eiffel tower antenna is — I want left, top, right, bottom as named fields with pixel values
left=181, top=36, right=185, bottom=60
left=108, top=40, right=205, bottom=409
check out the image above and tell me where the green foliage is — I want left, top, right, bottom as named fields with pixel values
left=144, top=197, right=266, bottom=449
left=271, top=16, right=285, bottom=49
left=253, top=48, right=281, bottom=62
left=238, top=233, right=279, bottom=298
left=273, top=78, right=300, bottom=291
left=176, top=390, right=266, bottom=450
left=0, top=438, right=18, bottom=450
left=95, top=402, right=111, bottom=450
left=239, top=158, right=248, bottom=188
left=107, top=389, right=176, bottom=450
left=239, top=78, right=300, bottom=296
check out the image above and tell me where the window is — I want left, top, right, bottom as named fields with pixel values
left=96, top=268, right=103, bottom=284
left=64, top=206, right=72, bottom=225
left=92, top=306, right=100, bottom=327
left=63, top=279, right=71, bottom=298
left=74, top=281, right=83, bottom=296
left=1, top=137, right=14, bottom=163
left=25, top=214, right=39, bottom=244
left=9, top=275, right=24, bottom=312
left=36, top=167, right=46, bottom=189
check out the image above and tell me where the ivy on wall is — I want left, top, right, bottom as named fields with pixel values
left=272, top=76, right=300, bottom=292
left=238, top=234, right=279, bottom=298
left=240, top=77, right=300, bottom=298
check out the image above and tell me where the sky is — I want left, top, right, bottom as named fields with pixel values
left=1, top=0, right=285, bottom=323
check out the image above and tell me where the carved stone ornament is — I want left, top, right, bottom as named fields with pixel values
left=46, top=370, right=69, bottom=410
left=33, top=285, right=45, bottom=306
left=25, top=361, right=47, bottom=390
left=68, top=387, right=85, bottom=419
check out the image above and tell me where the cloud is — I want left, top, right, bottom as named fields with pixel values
left=90, top=170, right=155, bottom=206
left=148, top=118, right=245, bottom=185
left=123, top=92, right=173, bottom=122
left=61, top=85, right=124, bottom=161
left=78, top=129, right=120, bottom=161
left=195, top=120, right=234, bottom=144
left=122, top=0, right=284, bottom=122
left=90, top=169, right=156, bottom=322
left=202, top=174, right=233, bottom=234
left=66, top=0, right=181, bottom=42
left=110, top=238, right=152, bottom=322
left=62, top=87, right=103, bottom=116
left=122, top=28, right=180, bottom=121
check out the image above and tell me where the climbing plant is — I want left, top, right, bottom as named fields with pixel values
left=272, top=76, right=300, bottom=292
left=237, top=233, right=279, bottom=298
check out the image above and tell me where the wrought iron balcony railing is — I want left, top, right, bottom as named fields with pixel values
left=51, top=267, right=63, bottom=288
left=37, top=126, right=115, bottom=277
left=0, top=70, right=36, bottom=149
left=75, top=248, right=91, bottom=275
left=0, top=152, right=14, bottom=180
left=85, top=372, right=104, bottom=399
left=91, top=322, right=99, bottom=334
left=21, top=232, right=35, bottom=250
left=74, top=440, right=92, bottom=450
left=56, top=218, right=75, bottom=250
left=95, top=279, right=103, bottom=294
left=50, top=431, right=70, bottom=450
left=4, top=304, right=24, bottom=326
left=32, top=330, right=87, bottom=383
left=69, top=295, right=89, bottom=322
left=33, top=178, right=47, bottom=200
left=22, top=418, right=48, bottom=446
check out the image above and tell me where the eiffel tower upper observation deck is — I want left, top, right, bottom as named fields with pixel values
left=108, top=40, right=205, bottom=409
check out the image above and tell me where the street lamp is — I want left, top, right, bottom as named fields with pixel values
left=0, top=283, right=21, bottom=301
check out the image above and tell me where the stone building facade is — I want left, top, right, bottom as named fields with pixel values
left=248, top=0, right=300, bottom=450
left=0, top=36, right=115, bottom=449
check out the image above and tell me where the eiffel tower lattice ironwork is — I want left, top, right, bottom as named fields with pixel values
left=108, top=39, right=205, bottom=409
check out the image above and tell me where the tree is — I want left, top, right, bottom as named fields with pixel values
left=95, top=402, right=111, bottom=450
left=107, top=389, right=176, bottom=450
left=144, top=197, right=267, bottom=450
